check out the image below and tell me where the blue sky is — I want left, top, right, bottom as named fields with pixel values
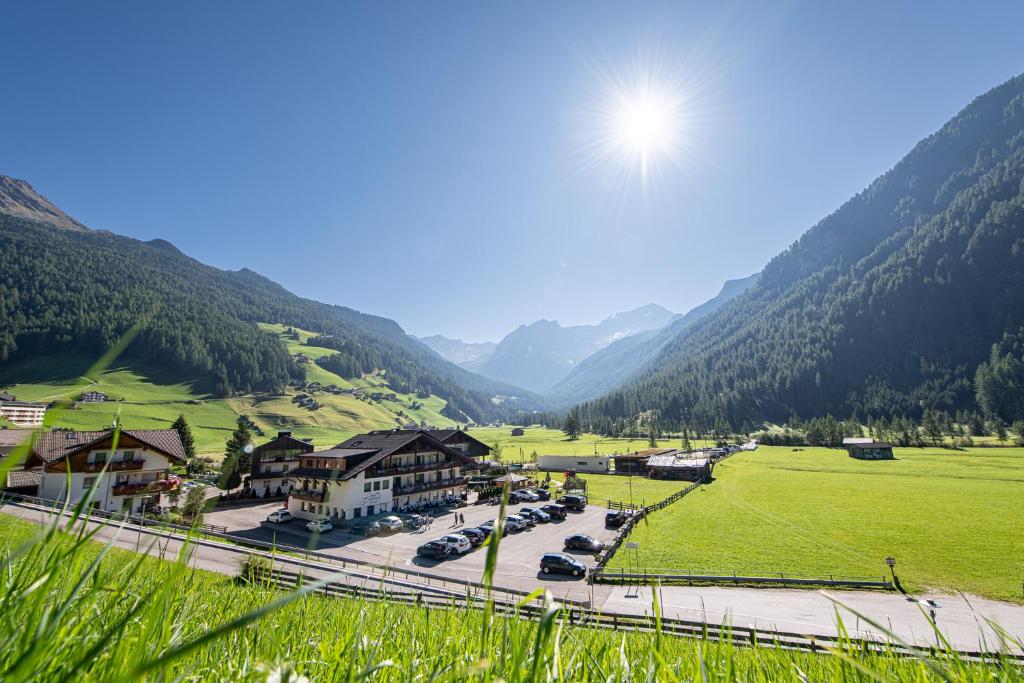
left=2, top=2, right=1022, bottom=342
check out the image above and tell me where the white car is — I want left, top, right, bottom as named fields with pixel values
left=379, top=515, right=404, bottom=532
left=504, top=515, right=528, bottom=532
left=441, top=534, right=472, bottom=554
left=266, top=509, right=292, bottom=523
left=306, top=518, right=333, bottom=533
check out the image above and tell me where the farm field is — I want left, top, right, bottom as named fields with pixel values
left=607, top=445, right=1024, bottom=603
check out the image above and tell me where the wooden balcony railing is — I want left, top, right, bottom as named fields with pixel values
left=83, top=460, right=145, bottom=473
left=392, top=476, right=468, bottom=497
left=290, top=488, right=327, bottom=503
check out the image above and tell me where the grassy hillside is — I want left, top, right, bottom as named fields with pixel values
left=468, top=425, right=715, bottom=461
left=0, top=325, right=458, bottom=456
left=607, top=445, right=1024, bottom=603
left=0, top=513, right=1012, bottom=682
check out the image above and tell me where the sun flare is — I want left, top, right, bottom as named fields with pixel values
left=611, top=90, right=679, bottom=176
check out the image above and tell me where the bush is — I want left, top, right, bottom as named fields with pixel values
left=237, top=555, right=272, bottom=584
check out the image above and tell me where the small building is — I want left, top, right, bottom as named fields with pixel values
left=510, top=427, right=525, bottom=437
left=79, top=391, right=108, bottom=403
left=646, top=452, right=713, bottom=482
left=846, top=441, right=894, bottom=460
left=537, top=454, right=609, bottom=474
left=24, top=428, right=186, bottom=514
left=611, top=447, right=674, bottom=475
left=0, top=400, right=47, bottom=427
left=248, top=430, right=313, bottom=498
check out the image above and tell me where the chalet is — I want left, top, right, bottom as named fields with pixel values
left=537, top=454, right=609, bottom=473
left=0, top=399, right=47, bottom=427
left=0, top=429, right=36, bottom=493
left=286, top=429, right=485, bottom=522
left=846, top=441, right=894, bottom=460
left=612, top=447, right=674, bottom=475
left=79, top=391, right=108, bottom=403
left=248, top=430, right=313, bottom=497
left=510, top=427, right=525, bottom=437
left=422, top=428, right=493, bottom=459
left=646, top=451, right=713, bottom=482
left=293, top=353, right=312, bottom=364
left=24, top=429, right=186, bottom=514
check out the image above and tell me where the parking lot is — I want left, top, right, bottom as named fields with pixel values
left=205, top=496, right=620, bottom=592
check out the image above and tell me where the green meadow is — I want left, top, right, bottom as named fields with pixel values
left=0, top=325, right=458, bottom=456
left=468, top=426, right=711, bottom=462
left=607, top=445, right=1024, bottom=603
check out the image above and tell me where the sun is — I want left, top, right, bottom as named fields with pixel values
left=611, top=90, right=679, bottom=178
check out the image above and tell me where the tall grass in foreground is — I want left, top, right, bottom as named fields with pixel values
left=0, top=513, right=1020, bottom=682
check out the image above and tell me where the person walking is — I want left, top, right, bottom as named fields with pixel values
left=452, top=511, right=458, bottom=528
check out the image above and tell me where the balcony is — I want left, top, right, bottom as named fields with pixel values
left=392, top=476, right=467, bottom=497
left=112, top=477, right=179, bottom=497
left=83, top=460, right=145, bottom=473
left=290, top=488, right=327, bottom=503
left=372, top=459, right=458, bottom=477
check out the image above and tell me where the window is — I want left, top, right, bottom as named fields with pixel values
left=372, top=481, right=380, bottom=491
left=122, top=451, right=135, bottom=462
left=382, top=480, right=389, bottom=490
left=93, top=452, right=107, bottom=464
left=363, top=483, right=371, bottom=492
left=354, top=507, right=362, bottom=517
left=83, top=477, right=97, bottom=490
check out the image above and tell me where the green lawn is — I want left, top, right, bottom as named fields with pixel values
left=467, top=426, right=711, bottom=462
left=607, top=445, right=1024, bottom=602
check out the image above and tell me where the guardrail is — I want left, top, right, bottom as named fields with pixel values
left=257, top=568, right=1017, bottom=664
left=590, top=567, right=893, bottom=589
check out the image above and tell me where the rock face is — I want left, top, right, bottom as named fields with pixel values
left=0, top=176, right=88, bottom=231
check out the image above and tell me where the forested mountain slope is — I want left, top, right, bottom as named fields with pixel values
left=0, top=196, right=537, bottom=423
left=546, top=274, right=758, bottom=407
left=578, top=73, right=1024, bottom=430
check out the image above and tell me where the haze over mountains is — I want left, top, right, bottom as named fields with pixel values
left=417, top=303, right=675, bottom=393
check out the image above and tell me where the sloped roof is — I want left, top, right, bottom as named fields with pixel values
left=329, top=430, right=474, bottom=481
left=31, top=429, right=186, bottom=464
left=5, top=469, right=41, bottom=489
left=252, top=431, right=314, bottom=455
left=0, top=429, right=33, bottom=453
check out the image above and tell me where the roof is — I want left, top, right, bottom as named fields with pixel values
left=425, top=428, right=492, bottom=455
left=0, top=400, right=46, bottom=408
left=252, top=431, right=314, bottom=455
left=5, top=469, right=41, bottom=489
left=842, top=437, right=874, bottom=445
left=30, top=429, right=187, bottom=465
left=492, top=473, right=531, bottom=484
left=646, top=454, right=711, bottom=468
left=848, top=441, right=892, bottom=449
left=0, top=393, right=15, bottom=401
left=316, top=430, right=476, bottom=481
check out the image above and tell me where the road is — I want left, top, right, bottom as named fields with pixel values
left=3, top=502, right=1022, bottom=654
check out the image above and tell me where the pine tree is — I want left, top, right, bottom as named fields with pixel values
left=171, top=414, right=196, bottom=459
left=563, top=408, right=581, bottom=441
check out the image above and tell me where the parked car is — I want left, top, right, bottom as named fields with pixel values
left=520, top=489, right=540, bottom=502
left=460, top=527, right=486, bottom=546
left=564, top=534, right=604, bottom=552
left=306, top=518, right=333, bottom=533
left=378, top=515, right=405, bottom=532
left=519, top=507, right=551, bottom=523
left=351, top=521, right=382, bottom=536
left=266, top=509, right=292, bottom=523
left=541, top=503, right=568, bottom=520
left=479, top=520, right=508, bottom=536
left=533, top=488, right=551, bottom=501
left=509, top=490, right=531, bottom=503
left=503, top=515, right=528, bottom=532
left=417, top=540, right=451, bottom=560
left=441, top=534, right=472, bottom=554
left=511, top=512, right=535, bottom=527
left=605, top=510, right=628, bottom=528
left=540, top=552, right=587, bottom=578
left=556, top=494, right=587, bottom=511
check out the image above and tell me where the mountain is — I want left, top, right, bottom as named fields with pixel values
left=0, top=176, right=88, bottom=231
left=0, top=178, right=539, bottom=423
left=577, top=73, right=1024, bottom=431
left=416, top=335, right=497, bottom=366
left=460, top=303, right=674, bottom=393
left=545, top=273, right=759, bottom=407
